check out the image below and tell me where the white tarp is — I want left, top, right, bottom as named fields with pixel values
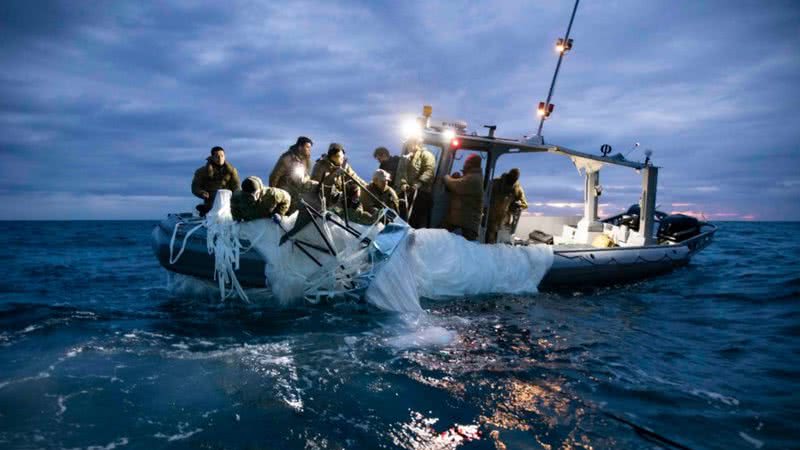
left=203, top=191, right=554, bottom=312
left=366, top=229, right=553, bottom=312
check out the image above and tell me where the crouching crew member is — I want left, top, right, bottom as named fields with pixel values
left=442, top=154, right=484, bottom=241
left=362, top=169, right=399, bottom=215
left=192, top=146, right=241, bottom=216
left=332, top=183, right=375, bottom=226
left=230, top=176, right=291, bottom=222
left=486, top=168, right=528, bottom=243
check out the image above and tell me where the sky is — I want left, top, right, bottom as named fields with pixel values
left=1, top=0, right=798, bottom=220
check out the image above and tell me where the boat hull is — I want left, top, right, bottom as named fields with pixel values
left=152, top=214, right=716, bottom=292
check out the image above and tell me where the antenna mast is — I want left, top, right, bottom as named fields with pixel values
left=536, top=0, right=580, bottom=137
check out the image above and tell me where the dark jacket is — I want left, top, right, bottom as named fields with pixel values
left=379, top=156, right=401, bottom=183
left=269, top=146, right=311, bottom=192
left=444, top=168, right=484, bottom=236
left=191, top=159, right=241, bottom=200
left=268, top=146, right=316, bottom=213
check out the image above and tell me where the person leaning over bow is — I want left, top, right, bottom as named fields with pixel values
left=268, top=136, right=318, bottom=214
left=442, top=154, right=484, bottom=241
left=361, top=169, right=399, bottom=215
left=396, top=138, right=435, bottom=228
left=230, top=176, right=291, bottom=222
left=191, top=146, right=241, bottom=216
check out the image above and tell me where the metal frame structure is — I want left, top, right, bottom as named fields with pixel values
left=419, top=126, right=661, bottom=244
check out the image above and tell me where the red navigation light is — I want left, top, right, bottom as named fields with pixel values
left=451, top=138, right=460, bottom=148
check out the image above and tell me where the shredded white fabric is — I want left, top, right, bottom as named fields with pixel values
left=366, top=229, right=553, bottom=312
left=167, top=194, right=554, bottom=311
left=204, top=190, right=249, bottom=302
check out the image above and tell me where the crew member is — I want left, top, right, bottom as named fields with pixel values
left=191, top=146, right=241, bottom=216
left=442, top=154, right=484, bottom=241
left=311, top=143, right=366, bottom=206
left=396, top=138, right=435, bottom=228
left=230, top=176, right=291, bottom=222
left=332, top=183, right=375, bottom=226
left=373, top=146, right=401, bottom=183
left=486, top=168, right=529, bottom=243
left=362, top=169, right=400, bottom=215
left=268, top=136, right=317, bottom=213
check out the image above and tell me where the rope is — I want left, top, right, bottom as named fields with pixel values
left=169, top=220, right=205, bottom=265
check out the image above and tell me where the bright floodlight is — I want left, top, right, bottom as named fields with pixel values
left=401, top=118, right=421, bottom=139
left=442, top=129, right=456, bottom=142
left=291, top=165, right=306, bottom=181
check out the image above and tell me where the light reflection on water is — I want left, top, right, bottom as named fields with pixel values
left=0, top=221, right=798, bottom=449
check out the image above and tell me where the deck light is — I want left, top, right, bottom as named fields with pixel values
left=537, top=102, right=555, bottom=118
left=422, top=105, right=433, bottom=118
left=291, top=165, right=306, bottom=181
left=555, top=38, right=574, bottom=54
left=442, top=129, right=456, bottom=142
left=401, top=118, right=422, bottom=139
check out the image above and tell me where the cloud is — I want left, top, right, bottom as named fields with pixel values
left=1, top=0, right=799, bottom=220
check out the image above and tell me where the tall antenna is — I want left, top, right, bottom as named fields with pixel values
left=536, top=0, right=580, bottom=137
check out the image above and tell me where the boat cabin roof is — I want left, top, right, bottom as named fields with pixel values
left=420, top=127, right=650, bottom=171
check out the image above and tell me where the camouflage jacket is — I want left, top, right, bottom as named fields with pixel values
left=488, top=175, right=528, bottom=226
left=332, top=203, right=375, bottom=226
left=311, top=155, right=366, bottom=204
left=362, top=182, right=400, bottom=214
left=230, top=187, right=291, bottom=222
left=397, top=148, right=436, bottom=193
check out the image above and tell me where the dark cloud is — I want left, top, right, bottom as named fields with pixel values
left=1, top=0, right=798, bottom=220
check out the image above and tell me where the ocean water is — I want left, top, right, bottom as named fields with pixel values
left=0, top=221, right=798, bottom=449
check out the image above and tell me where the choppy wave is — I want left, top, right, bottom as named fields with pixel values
left=0, top=221, right=798, bottom=448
